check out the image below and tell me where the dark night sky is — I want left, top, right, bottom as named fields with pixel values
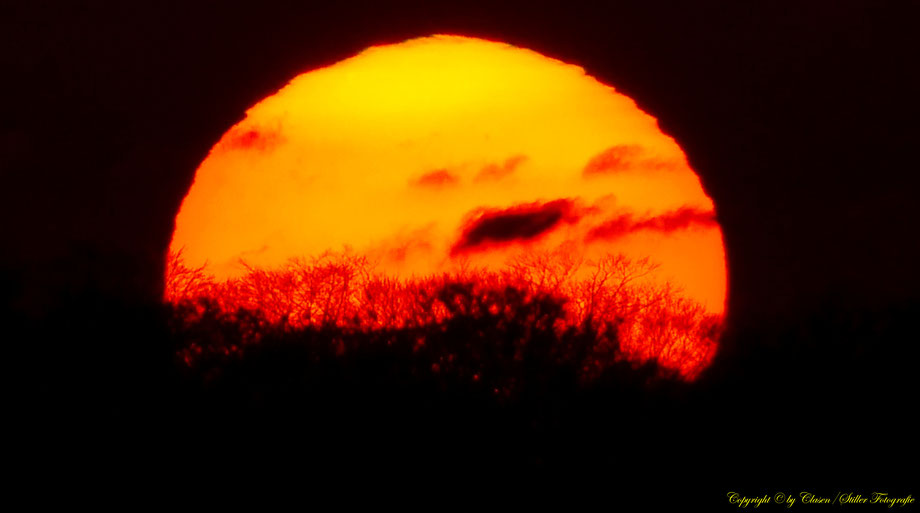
left=2, top=0, right=918, bottom=495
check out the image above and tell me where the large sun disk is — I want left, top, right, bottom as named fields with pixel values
left=168, top=35, right=728, bottom=376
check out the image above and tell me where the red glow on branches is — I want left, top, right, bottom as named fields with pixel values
left=166, top=248, right=722, bottom=381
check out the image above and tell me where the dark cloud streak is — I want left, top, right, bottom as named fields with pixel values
left=583, top=145, right=643, bottom=176
left=583, top=144, right=678, bottom=176
left=586, top=206, right=717, bottom=241
left=474, top=154, right=528, bottom=182
left=413, top=169, right=459, bottom=188
left=222, top=126, right=283, bottom=152
left=451, top=199, right=580, bottom=255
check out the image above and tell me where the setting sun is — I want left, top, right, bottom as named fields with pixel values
left=167, top=34, right=727, bottom=378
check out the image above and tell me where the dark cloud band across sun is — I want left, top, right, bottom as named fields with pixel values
left=586, top=206, right=717, bottom=242
left=583, top=144, right=679, bottom=176
left=451, top=199, right=580, bottom=255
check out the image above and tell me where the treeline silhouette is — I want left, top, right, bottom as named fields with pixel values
left=163, top=248, right=725, bottom=482
left=166, top=248, right=722, bottom=382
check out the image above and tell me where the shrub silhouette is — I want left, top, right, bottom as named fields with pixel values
left=166, top=247, right=721, bottom=390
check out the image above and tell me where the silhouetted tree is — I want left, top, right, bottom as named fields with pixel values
left=165, top=245, right=722, bottom=380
